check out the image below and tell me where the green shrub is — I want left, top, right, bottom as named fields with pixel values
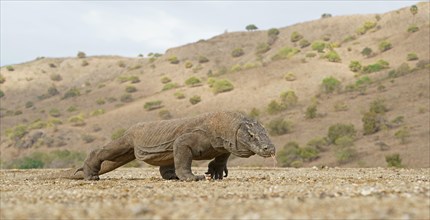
left=284, top=72, right=296, bottom=81
left=386, top=154, right=403, bottom=168
left=185, top=61, right=193, bottom=69
left=231, top=48, right=245, bottom=57
left=267, top=100, right=285, bottom=115
left=334, top=136, right=354, bottom=148
left=118, top=76, right=140, bottom=83
left=276, top=142, right=301, bottom=167
left=17, top=157, right=45, bottom=169
left=212, top=79, right=234, bottom=94
left=161, top=76, right=172, bottom=84
left=174, top=92, right=185, bottom=99
left=355, top=76, right=371, bottom=87
left=327, top=123, right=356, bottom=144
left=189, top=95, right=201, bottom=105
left=0, top=75, right=5, bottom=84
left=271, top=47, right=300, bottom=60
left=321, top=34, right=331, bottom=41
left=361, top=47, right=373, bottom=57
left=390, top=63, right=411, bottom=78
left=267, top=118, right=293, bottom=136
left=63, top=87, right=80, bottom=99
left=162, top=82, right=178, bottom=91
left=311, top=41, right=326, bottom=53
left=246, top=24, right=258, bottom=31
left=90, top=109, right=105, bottom=116
left=96, top=98, right=105, bottom=105
left=47, top=86, right=59, bottom=97
left=379, top=40, right=392, bottom=52
left=158, top=109, right=172, bottom=120
left=334, top=101, right=349, bottom=111
left=68, top=114, right=86, bottom=127
left=416, top=59, right=430, bottom=69
left=6, top=66, right=14, bottom=71
left=306, top=137, right=328, bottom=152
left=395, top=127, right=410, bottom=144
left=111, top=128, right=126, bottom=140
left=230, top=64, right=242, bottom=72
left=185, top=76, right=202, bottom=87
left=406, top=53, right=418, bottom=61
left=243, top=62, right=258, bottom=70
left=342, top=35, right=356, bottom=43
left=298, top=146, right=319, bottom=162
left=255, top=43, right=271, bottom=54
left=324, top=50, right=341, bottom=62
left=77, top=51, right=86, bottom=58
left=268, top=28, right=280, bottom=36
left=81, top=60, right=89, bottom=66
left=305, top=104, right=317, bottom=119
left=407, top=24, right=419, bottom=33
left=299, top=39, right=310, bottom=48
left=362, top=111, right=382, bottom=135
left=249, top=108, right=260, bottom=119
left=120, top=94, right=133, bottom=103
left=168, top=56, right=179, bottom=64
left=321, top=13, right=332, bottom=18
left=335, top=146, right=356, bottom=163
left=144, top=100, right=163, bottom=111
left=49, top=108, right=61, bottom=117
left=50, top=74, right=62, bottom=81
left=280, top=90, right=298, bottom=107
left=67, top=105, right=78, bottom=112
left=370, top=99, right=388, bottom=114
left=6, top=124, right=28, bottom=140
left=25, top=101, right=34, bottom=108
left=306, top=52, right=317, bottom=58
left=198, top=56, right=209, bottom=63
left=362, top=60, right=389, bottom=73
left=125, top=86, right=137, bottom=93
left=290, top=31, right=303, bottom=42
left=82, top=134, right=96, bottom=143
left=349, top=61, right=362, bottom=72
left=356, top=21, right=377, bottom=35
left=321, top=76, right=341, bottom=94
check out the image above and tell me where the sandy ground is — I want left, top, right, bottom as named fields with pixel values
left=1, top=167, right=429, bottom=219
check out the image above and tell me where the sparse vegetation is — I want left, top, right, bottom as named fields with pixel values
left=305, top=104, right=318, bottom=119
left=162, top=83, right=179, bottom=91
left=349, top=61, right=362, bottom=72
left=68, top=114, right=86, bottom=127
left=276, top=142, right=319, bottom=167
left=118, top=75, right=140, bottom=84
left=280, top=90, right=298, bottom=108
left=7, top=150, right=85, bottom=169
left=379, top=40, right=392, bottom=52
left=198, top=56, right=209, bottom=63
left=255, top=43, right=271, bottom=54
left=0, top=90, right=4, bottom=98
left=144, top=100, right=163, bottom=111
left=6, top=66, right=14, bottom=71
left=185, top=61, right=193, bottom=69
left=185, top=76, right=202, bottom=87
left=77, top=51, right=86, bottom=58
left=49, top=108, right=61, bottom=117
left=25, top=101, right=34, bottom=109
left=386, top=153, right=403, bottom=168
left=363, top=99, right=388, bottom=135
left=161, top=76, right=172, bottom=84
left=67, top=105, right=78, bottom=112
left=249, top=108, right=260, bottom=119
left=356, top=21, right=377, bottom=35
left=267, top=118, right=293, bottom=136
left=362, top=59, right=389, bottom=73
left=406, top=53, right=418, bottom=61
left=361, top=47, right=373, bottom=57
left=125, top=86, right=137, bottom=93
left=407, top=24, right=419, bottom=33
left=158, top=109, right=172, bottom=120
left=82, top=134, right=96, bottom=143
left=174, top=92, right=185, bottom=99
left=267, top=100, right=284, bottom=115
left=120, top=94, right=133, bottom=103
left=327, top=123, right=356, bottom=144
left=212, top=79, right=234, bottom=94
left=290, top=31, right=303, bottom=42
left=96, top=98, right=105, bottom=105
left=168, top=56, right=180, bottom=64
left=90, top=109, right=105, bottom=116
left=321, top=76, right=341, bottom=94
left=271, top=47, right=300, bottom=60
left=284, top=72, right=296, bottom=81
left=189, top=95, right=201, bottom=105
left=231, top=48, right=245, bottom=57
left=0, top=75, right=5, bottom=84
left=311, top=41, right=325, bottom=53
left=111, top=128, right=126, bottom=140
left=299, top=39, right=310, bottom=48
left=63, top=87, right=80, bottom=99
left=334, top=101, right=349, bottom=111
left=50, top=74, right=62, bottom=81
left=245, top=24, right=258, bottom=31
left=395, top=127, right=410, bottom=144
left=324, top=50, right=341, bottom=62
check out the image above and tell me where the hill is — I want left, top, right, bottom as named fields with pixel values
left=0, top=2, right=429, bottom=169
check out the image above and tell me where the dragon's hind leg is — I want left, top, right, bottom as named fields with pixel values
left=159, top=164, right=179, bottom=180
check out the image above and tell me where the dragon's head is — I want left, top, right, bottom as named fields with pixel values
left=234, top=119, right=276, bottom=158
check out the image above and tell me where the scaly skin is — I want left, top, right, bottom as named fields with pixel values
left=73, top=111, right=275, bottom=181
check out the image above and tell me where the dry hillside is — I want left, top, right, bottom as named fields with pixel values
left=0, top=2, right=429, bottom=169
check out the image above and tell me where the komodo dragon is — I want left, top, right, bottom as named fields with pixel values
left=74, top=111, right=276, bottom=181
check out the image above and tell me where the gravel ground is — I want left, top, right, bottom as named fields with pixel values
left=1, top=167, right=429, bottom=219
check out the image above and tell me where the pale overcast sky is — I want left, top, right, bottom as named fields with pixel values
left=0, top=1, right=422, bottom=66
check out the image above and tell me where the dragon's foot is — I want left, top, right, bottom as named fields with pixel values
left=84, top=175, right=100, bottom=181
